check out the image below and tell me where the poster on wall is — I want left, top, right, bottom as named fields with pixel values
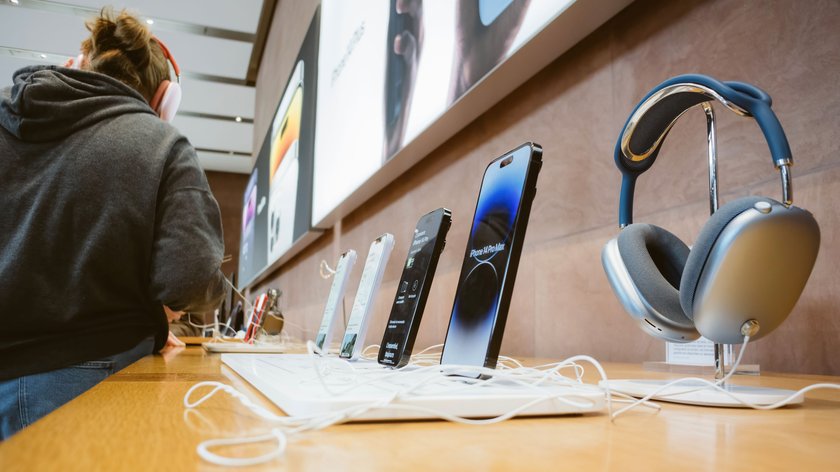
left=238, top=7, right=320, bottom=289
left=312, top=0, right=575, bottom=226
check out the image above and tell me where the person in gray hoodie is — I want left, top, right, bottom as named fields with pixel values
left=0, top=9, right=225, bottom=438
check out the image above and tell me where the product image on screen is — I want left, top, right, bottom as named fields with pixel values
left=441, top=143, right=541, bottom=373
left=313, top=0, right=569, bottom=227
left=268, top=61, right=304, bottom=264
left=379, top=208, right=451, bottom=367
left=315, top=250, right=357, bottom=351
left=239, top=171, right=259, bottom=279
left=340, top=233, right=395, bottom=360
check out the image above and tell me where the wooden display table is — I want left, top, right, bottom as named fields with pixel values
left=1, top=346, right=838, bottom=470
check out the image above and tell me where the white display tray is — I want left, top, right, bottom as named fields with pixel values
left=203, top=342, right=287, bottom=353
left=222, top=354, right=606, bottom=421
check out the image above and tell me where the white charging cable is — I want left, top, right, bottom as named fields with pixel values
left=319, top=260, right=336, bottom=279
left=184, top=343, right=617, bottom=467
left=184, top=337, right=840, bottom=467
left=609, top=334, right=840, bottom=419
left=186, top=317, right=239, bottom=337
left=219, top=275, right=310, bottom=342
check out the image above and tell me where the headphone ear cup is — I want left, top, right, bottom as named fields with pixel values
left=679, top=196, right=769, bottom=320
left=153, top=81, right=181, bottom=123
left=614, top=224, right=695, bottom=337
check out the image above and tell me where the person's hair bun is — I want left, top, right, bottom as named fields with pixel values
left=81, top=7, right=170, bottom=102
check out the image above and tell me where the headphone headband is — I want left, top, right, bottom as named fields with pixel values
left=153, top=36, right=180, bottom=82
left=615, top=74, right=793, bottom=226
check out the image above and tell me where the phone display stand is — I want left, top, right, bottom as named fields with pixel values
left=607, top=104, right=796, bottom=407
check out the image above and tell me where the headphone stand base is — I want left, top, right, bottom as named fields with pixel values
left=601, top=379, right=803, bottom=408
left=642, top=361, right=760, bottom=376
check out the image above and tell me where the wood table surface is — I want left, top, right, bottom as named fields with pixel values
left=1, top=346, right=838, bottom=471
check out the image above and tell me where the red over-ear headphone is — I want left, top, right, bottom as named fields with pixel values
left=148, top=37, right=181, bottom=123
left=69, top=36, right=181, bottom=123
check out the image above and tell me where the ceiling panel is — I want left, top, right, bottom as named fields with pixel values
left=0, top=5, right=252, bottom=80
left=173, top=115, right=253, bottom=153
left=68, top=0, right=264, bottom=33
left=0, top=5, right=89, bottom=56
left=179, top=79, right=255, bottom=118
left=0, top=1, right=259, bottom=174
left=197, top=150, right=252, bottom=174
left=152, top=29, right=252, bottom=80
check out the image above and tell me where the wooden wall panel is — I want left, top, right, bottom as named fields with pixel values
left=204, top=171, right=249, bottom=276
left=253, top=0, right=840, bottom=374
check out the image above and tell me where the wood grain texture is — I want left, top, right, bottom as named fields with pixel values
left=250, top=0, right=840, bottom=374
left=0, top=348, right=838, bottom=471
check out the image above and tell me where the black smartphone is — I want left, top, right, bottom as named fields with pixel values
left=378, top=208, right=452, bottom=368
left=440, top=143, right=542, bottom=375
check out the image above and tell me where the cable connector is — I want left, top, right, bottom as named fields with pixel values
left=741, top=319, right=760, bottom=337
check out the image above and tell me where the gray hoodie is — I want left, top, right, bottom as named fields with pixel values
left=0, top=65, right=225, bottom=379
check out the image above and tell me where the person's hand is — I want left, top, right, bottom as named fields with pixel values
left=383, top=0, right=424, bottom=160
left=163, top=305, right=185, bottom=323
left=165, top=331, right=186, bottom=348
left=159, top=331, right=186, bottom=361
left=448, top=0, right=531, bottom=103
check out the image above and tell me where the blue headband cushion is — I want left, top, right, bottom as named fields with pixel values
left=614, top=74, right=792, bottom=226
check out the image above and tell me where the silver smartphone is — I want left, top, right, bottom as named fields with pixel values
left=339, top=233, right=395, bottom=360
left=314, top=250, right=357, bottom=351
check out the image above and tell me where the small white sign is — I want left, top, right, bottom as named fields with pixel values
left=666, top=337, right=731, bottom=366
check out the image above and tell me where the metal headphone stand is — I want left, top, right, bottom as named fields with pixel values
left=703, top=103, right=729, bottom=383
left=600, top=104, right=802, bottom=407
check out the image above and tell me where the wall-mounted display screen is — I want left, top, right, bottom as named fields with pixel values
left=239, top=0, right=628, bottom=288
left=238, top=8, right=320, bottom=289
left=312, top=0, right=575, bottom=226
left=268, top=61, right=304, bottom=262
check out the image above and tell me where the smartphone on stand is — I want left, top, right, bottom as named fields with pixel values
left=339, top=234, right=395, bottom=360
left=440, top=143, right=542, bottom=376
left=314, top=250, right=357, bottom=352
left=379, top=208, right=452, bottom=367
left=244, top=293, right=269, bottom=344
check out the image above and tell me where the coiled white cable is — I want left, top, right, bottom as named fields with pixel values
left=609, top=335, right=840, bottom=419
left=197, top=429, right=287, bottom=467
left=319, top=260, right=336, bottom=279
left=184, top=337, right=840, bottom=467
left=184, top=342, right=616, bottom=467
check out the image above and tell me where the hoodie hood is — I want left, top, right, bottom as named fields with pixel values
left=0, top=65, right=155, bottom=142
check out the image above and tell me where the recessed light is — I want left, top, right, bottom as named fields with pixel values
left=11, top=0, right=20, bottom=5
left=39, top=53, right=47, bottom=59
left=235, top=116, right=243, bottom=123
left=146, top=18, right=154, bottom=25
